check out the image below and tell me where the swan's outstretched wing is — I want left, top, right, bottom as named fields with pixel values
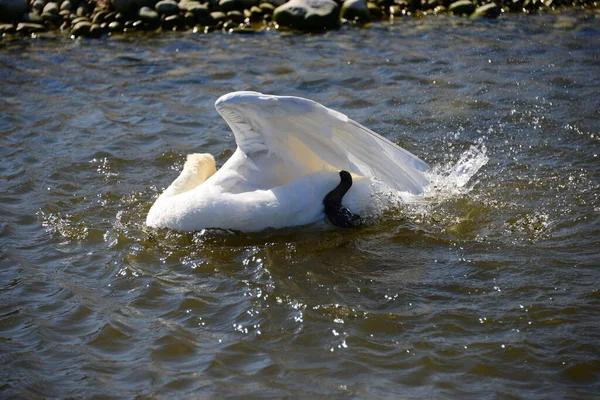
left=215, top=91, right=429, bottom=194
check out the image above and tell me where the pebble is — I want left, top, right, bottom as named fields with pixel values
left=42, top=2, right=59, bottom=14
left=448, top=0, right=476, bottom=15
left=210, top=10, right=227, bottom=23
left=471, top=2, right=500, bottom=18
left=17, top=21, right=48, bottom=32
left=156, top=0, right=179, bottom=15
left=1, top=0, right=592, bottom=38
left=0, top=23, right=17, bottom=33
left=227, top=10, right=245, bottom=23
left=273, top=0, right=340, bottom=31
left=340, top=0, right=372, bottom=22
left=108, top=20, right=122, bottom=31
left=139, top=5, right=159, bottom=21
left=71, top=20, right=91, bottom=35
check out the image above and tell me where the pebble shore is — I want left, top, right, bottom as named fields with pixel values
left=0, top=0, right=597, bottom=38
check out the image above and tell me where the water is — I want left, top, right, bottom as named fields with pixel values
left=2, top=10, right=599, bottom=398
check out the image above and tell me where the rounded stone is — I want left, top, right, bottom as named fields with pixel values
left=71, top=20, right=91, bottom=35
left=139, top=5, right=159, bottom=20
left=366, top=2, right=382, bottom=17
left=92, top=10, right=109, bottom=23
left=24, top=11, right=44, bottom=22
left=155, top=0, right=178, bottom=14
left=76, top=5, right=88, bottom=16
left=470, top=2, right=499, bottom=18
left=162, top=13, right=183, bottom=28
left=41, top=11, right=61, bottom=22
left=108, top=20, right=122, bottom=30
left=187, top=3, right=209, bottom=18
left=273, top=0, right=339, bottom=30
left=42, top=2, right=59, bottom=14
left=248, top=5, right=262, bottom=21
left=71, top=15, right=89, bottom=24
left=227, top=10, right=245, bottom=22
left=60, top=0, right=72, bottom=10
left=448, top=0, right=475, bottom=15
left=340, top=0, right=371, bottom=22
left=32, top=0, right=45, bottom=12
left=210, top=11, right=227, bottom=22
left=16, top=22, right=48, bottom=32
left=0, top=23, right=17, bottom=33
left=89, top=22, right=107, bottom=36
left=258, top=2, right=274, bottom=13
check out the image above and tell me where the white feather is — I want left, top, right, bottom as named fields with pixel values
left=146, top=91, right=429, bottom=232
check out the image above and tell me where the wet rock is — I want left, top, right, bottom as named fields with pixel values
left=138, top=5, right=159, bottom=20
left=218, top=0, right=257, bottom=12
left=470, top=2, right=499, bottom=18
left=263, top=0, right=285, bottom=5
left=0, top=0, right=28, bottom=21
left=71, top=20, right=91, bottom=35
left=0, top=23, right=16, bottom=33
left=60, top=0, right=72, bottom=11
left=178, top=0, right=200, bottom=11
left=104, top=11, right=117, bottom=22
left=23, top=12, right=44, bottom=23
left=108, top=20, right=122, bottom=30
left=32, top=0, right=45, bottom=12
left=89, top=22, right=107, bottom=36
left=210, top=10, right=227, bottom=23
left=155, top=0, right=178, bottom=14
left=366, top=2, right=382, bottom=17
left=273, top=0, right=339, bottom=30
left=16, top=22, right=48, bottom=32
left=448, top=0, right=475, bottom=15
left=92, top=10, right=109, bottom=23
left=340, top=0, right=371, bottom=22
left=162, top=13, right=183, bottom=28
left=258, top=2, right=274, bottom=13
left=187, top=2, right=210, bottom=21
left=183, top=10, right=195, bottom=24
left=247, top=5, right=263, bottom=21
left=41, top=12, right=61, bottom=23
left=76, top=5, right=89, bottom=16
left=42, top=2, right=59, bottom=15
left=227, top=9, right=245, bottom=22
left=71, top=15, right=89, bottom=24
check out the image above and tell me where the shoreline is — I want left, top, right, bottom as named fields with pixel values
left=0, top=0, right=598, bottom=39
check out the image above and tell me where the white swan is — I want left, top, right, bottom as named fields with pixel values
left=146, top=91, right=429, bottom=232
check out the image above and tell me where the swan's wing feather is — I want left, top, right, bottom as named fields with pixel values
left=215, top=91, right=429, bottom=194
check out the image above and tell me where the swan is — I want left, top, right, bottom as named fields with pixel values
left=146, top=91, right=429, bottom=232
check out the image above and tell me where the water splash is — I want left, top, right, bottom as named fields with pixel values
left=423, top=142, right=489, bottom=199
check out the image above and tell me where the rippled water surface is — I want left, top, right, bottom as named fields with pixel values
left=2, top=10, right=600, bottom=398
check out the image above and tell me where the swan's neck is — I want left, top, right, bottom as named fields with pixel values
left=160, top=153, right=216, bottom=198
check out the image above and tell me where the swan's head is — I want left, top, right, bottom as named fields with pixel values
left=158, top=153, right=217, bottom=198
left=185, top=153, right=217, bottom=183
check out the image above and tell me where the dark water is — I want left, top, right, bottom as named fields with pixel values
left=2, top=10, right=599, bottom=398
